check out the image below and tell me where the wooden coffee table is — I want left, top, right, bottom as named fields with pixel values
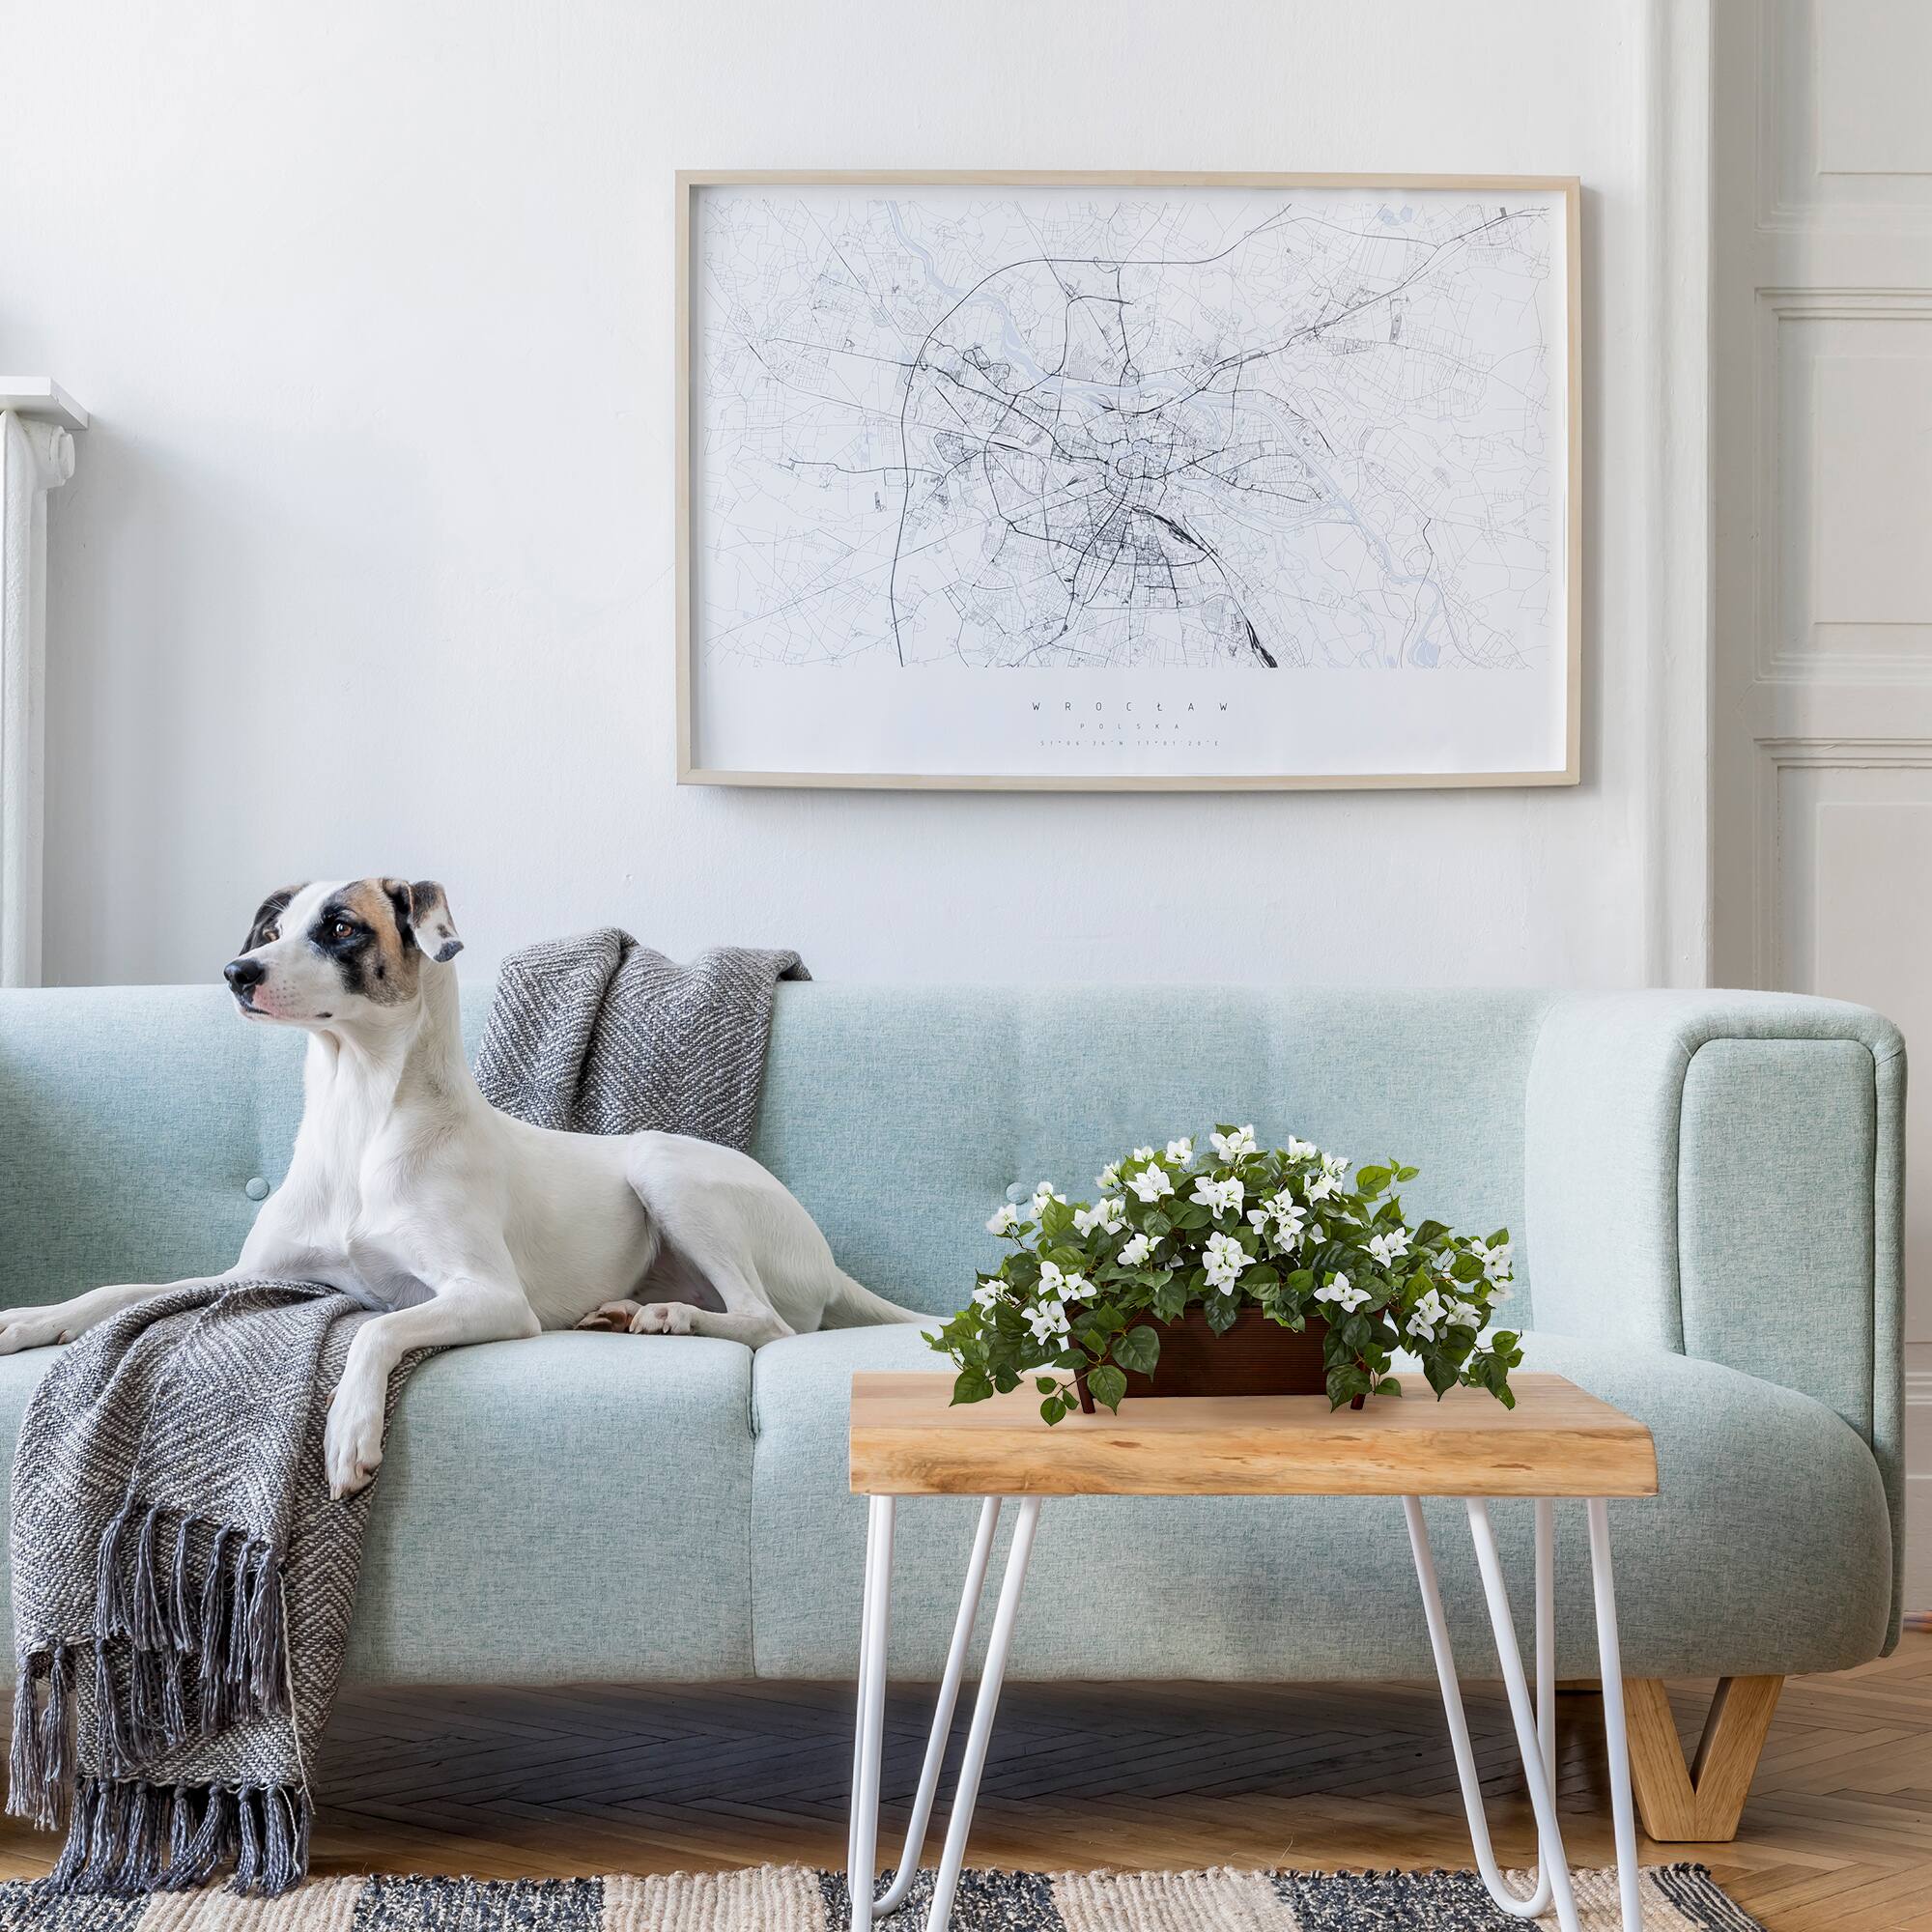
left=845, top=1370, right=1658, bottom=1932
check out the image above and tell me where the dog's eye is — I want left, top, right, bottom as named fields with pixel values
left=261, top=923, right=279, bottom=943
left=329, top=919, right=356, bottom=941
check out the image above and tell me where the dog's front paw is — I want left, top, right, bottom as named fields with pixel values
left=325, top=1376, right=386, bottom=1499
left=0, top=1309, right=69, bottom=1354
left=629, top=1301, right=698, bottom=1336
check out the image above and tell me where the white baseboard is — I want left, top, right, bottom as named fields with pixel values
left=1904, top=1346, right=1932, bottom=1613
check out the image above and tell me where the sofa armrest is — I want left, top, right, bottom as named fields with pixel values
left=1525, top=989, right=1905, bottom=1634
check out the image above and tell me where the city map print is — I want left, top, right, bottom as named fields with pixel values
left=685, top=179, right=1573, bottom=784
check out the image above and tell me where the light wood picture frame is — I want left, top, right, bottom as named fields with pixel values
left=677, top=172, right=1581, bottom=791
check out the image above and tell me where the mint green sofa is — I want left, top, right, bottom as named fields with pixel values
left=0, top=984, right=1901, bottom=1711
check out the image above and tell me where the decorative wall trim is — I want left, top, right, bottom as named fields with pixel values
left=1757, top=0, right=1932, bottom=234
left=1748, top=735, right=1932, bottom=988
left=0, top=397, right=81, bottom=987
left=1640, top=0, right=1716, bottom=987
left=1906, top=1348, right=1932, bottom=1610
left=1753, top=291, right=1932, bottom=684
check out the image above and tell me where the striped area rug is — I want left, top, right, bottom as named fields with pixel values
left=0, top=1865, right=1763, bottom=1931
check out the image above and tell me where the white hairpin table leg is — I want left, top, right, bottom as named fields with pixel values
left=1465, top=1498, right=1582, bottom=1932
left=1588, top=1497, right=1643, bottom=1932
left=1403, top=1496, right=1558, bottom=1919
left=849, top=1493, right=895, bottom=1932
left=870, top=1497, right=1005, bottom=1919
left=924, top=1494, right=1043, bottom=1932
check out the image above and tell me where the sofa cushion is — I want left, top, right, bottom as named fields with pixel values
left=0, top=1331, right=756, bottom=1684
left=749, top=1325, right=1892, bottom=1683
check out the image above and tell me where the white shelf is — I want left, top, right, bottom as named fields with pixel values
left=0, top=379, right=87, bottom=432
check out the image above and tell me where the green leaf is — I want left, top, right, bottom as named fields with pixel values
left=1355, top=1164, right=1391, bottom=1197
left=1205, top=1292, right=1241, bottom=1335
left=1086, top=1363, right=1127, bottom=1412
left=1113, top=1324, right=1160, bottom=1377
left=1378, top=1377, right=1404, bottom=1398
left=1040, top=1393, right=1068, bottom=1424
left=1153, top=1277, right=1189, bottom=1322
left=1325, top=1360, right=1371, bottom=1408
left=951, top=1369, right=993, bottom=1406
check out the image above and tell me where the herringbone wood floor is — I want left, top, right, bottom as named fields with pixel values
left=3, top=1638, right=1927, bottom=1928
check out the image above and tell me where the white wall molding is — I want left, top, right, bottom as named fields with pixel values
left=1640, top=0, right=1716, bottom=988
left=1907, top=1345, right=1932, bottom=1609
left=0, top=387, right=83, bottom=988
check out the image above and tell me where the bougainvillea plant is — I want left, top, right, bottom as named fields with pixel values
left=929, top=1128, right=1522, bottom=1423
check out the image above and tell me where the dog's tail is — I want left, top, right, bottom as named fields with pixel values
left=822, top=1271, right=931, bottom=1329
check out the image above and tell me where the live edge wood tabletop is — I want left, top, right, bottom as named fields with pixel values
left=846, top=1369, right=1659, bottom=1499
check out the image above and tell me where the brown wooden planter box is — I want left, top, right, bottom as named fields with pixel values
left=1075, top=1306, right=1350, bottom=1411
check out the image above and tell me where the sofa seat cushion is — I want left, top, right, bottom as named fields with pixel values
left=0, top=1331, right=756, bottom=1685
left=750, top=1325, right=1891, bottom=1683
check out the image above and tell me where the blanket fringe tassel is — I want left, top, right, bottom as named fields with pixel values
left=10, top=1502, right=292, bottom=1864
left=42, top=1775, right=310, bottom=1895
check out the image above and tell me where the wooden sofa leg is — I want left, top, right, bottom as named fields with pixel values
left=1624, top=1676, right=1783, bottom=1841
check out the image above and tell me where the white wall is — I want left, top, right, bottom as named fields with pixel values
left=0, top=0, right=1681, bottom=989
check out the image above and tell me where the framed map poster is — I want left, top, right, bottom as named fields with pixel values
left=676, top=172, right=1579, bottom=790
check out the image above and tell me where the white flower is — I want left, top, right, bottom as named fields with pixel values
left=1073, top=1196, right=1126, bottom=1236
left=1316, top=1271, right=1371, bottom=1314
left=1131, top=1146, right=1156, bottom=1162
left=1203, top=1231, right=1246, bottom=1292
left=1026, top=1302, right=1070, bottom=1345
left=986, top=1203, right=1021, bottom=1236
left=1310, top=1223, right=1325, bottom=1242
left=1321, top=1151, right=1350, bottom=1179
left=972, top=1280, right=1004, bottom=1310
left=1286, top=1137, right=1319, bottom=1161
left=1265, top=1192, right=1307, bottom=1236
left=1037, top=1261, right=1092, bottom=1304
left=1434, top=1245, right=1463, bottom=1283
left=1189, top=1174, right=1245, bottom=1215
left=1306, top=1171, right=1340, bottom=1204
left=1471, top=1236, right=1515, bottom=1286
left=1118, top=1230, right=1157, bottom=1267
left=1127, top=1164, right=1175, bottom=1203
left=1253, top=1193, right=1306, bottom=1255
left=1406, top=1287, right=1449, bottom=1341
left=1096, top=1162, right=1121, bottom=1191
left=1165, top=1137, right=1194, bottom=1163
left=1367, top=1228, right=1410, bottom=1266
left=1210, top=1125, right=1258, bottom=1160
left=1029, top=1182, right=1066, bottom=1219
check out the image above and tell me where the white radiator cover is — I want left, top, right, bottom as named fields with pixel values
left=0, top=405, right=77, bottom=986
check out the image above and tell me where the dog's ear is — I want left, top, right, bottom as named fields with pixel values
left=385, top=878, right=464, bottom=964
left=242, top=885, right=305, bottom=953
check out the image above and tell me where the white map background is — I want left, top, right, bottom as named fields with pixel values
left=689, top=183, right=1570, bottom=780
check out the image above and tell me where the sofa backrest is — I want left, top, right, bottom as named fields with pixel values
left=753, top=984, right=1552, bottom=1317
left=0, top=982, right=1554, bottom=1320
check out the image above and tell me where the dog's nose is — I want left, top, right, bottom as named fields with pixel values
left=224, top=957, right=266, bottom=993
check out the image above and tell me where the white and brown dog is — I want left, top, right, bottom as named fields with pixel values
left=0, top=879, right=917, bottom=1496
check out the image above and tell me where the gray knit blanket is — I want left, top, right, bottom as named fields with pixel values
left=474, top=927, right=808, bottom=1145
left=7, top=935, right=802, bottom=1893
